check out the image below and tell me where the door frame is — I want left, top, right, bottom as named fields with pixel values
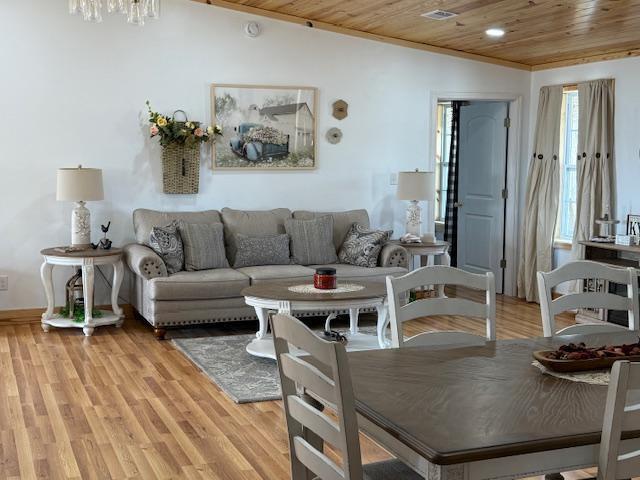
left=428, top=92, right=523, bottom=296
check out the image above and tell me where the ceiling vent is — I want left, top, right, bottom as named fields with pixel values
left=421, top=10, right=458, bottom=20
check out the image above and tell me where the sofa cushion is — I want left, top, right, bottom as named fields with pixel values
left=147, top=268, right=249, bottom=301
left=338, top=223, right=392, bottom=268
left=148, top=221, right=184, bottom=274
left=221, top=208, right=292, bottom=265
left=233, top=233, right=291, bottom=268
left=292, top=209, right=370, bottom=250
left=134, top=209, right=222, bottom=245
left=236, top=265, right=315, bottom=285
left=310, top=263, right=407, bottom=283
left=285, top=216, right=338, bottom=265
left=180, top=222, right=229, bottom=271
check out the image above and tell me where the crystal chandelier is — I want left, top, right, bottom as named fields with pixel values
left=69, top=0, right=160, bottom=26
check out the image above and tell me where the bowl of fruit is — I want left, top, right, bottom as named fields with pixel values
left=533, top=340, right=640, bottom=373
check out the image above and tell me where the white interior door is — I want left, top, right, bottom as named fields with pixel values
left=456, top=101, right=508, bottom=292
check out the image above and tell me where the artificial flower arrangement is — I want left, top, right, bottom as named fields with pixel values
left=146, top=101, right=222, bottom=147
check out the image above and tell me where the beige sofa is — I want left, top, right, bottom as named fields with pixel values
left=124, top=208, right=408, bottom=338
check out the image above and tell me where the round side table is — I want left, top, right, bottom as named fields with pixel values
left=40, top=247, right=124, bottom=336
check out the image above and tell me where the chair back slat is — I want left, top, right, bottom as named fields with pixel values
left=293, top=437, right=344, bottom=480
left=537, top=261, right=639, bottom=337
left=403, top=331, right=487, bottom=348
left=599, top=361, right=640, bottom=480
left=272, top=313, right=363, bottom=480
left=386, top=266, right=496, bottom=348
left=287, top=395, right=341, bottom=448
left=280, top=353, right=337, bottom=405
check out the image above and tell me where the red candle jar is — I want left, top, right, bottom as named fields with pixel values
left=314, top=268, right=337, bottom=290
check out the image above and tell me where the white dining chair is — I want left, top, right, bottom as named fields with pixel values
left=271, top=313, right=422, bottom=480
left=598, top=360, right=640, bottom=480
left=536, top=260, right=639, bottom=338
left=385, top=266, right=496, bottom=349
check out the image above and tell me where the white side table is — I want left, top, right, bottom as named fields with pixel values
left=389, top=240, right=451, bottom=295
left=40, top=247, right=124, bottom=336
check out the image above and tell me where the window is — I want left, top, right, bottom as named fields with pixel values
left=435, top=102, right=452, bottom=222
left=556, top=89, right=579, bottom=242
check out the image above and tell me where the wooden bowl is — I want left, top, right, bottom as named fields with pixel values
left=532, top=350, right=640, bottom=373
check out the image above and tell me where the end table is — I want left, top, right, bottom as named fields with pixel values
left=40, top=247, right=124, bottom=336
left=388, top=240, right=451, bottom=296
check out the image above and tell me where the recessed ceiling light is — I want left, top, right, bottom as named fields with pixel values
left=486, top=28, right=505, bottom=38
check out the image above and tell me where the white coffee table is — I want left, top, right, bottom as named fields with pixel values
left=242, top=281, right=389, bottom=359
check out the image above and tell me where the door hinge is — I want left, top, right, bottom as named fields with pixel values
left=501, top=188, right=508, bottom=199
left=504, top=117, right=511, bottom=128
left=500, top=259, right=507, bottom=269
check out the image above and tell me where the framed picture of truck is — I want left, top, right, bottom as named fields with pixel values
left=211, top=84, right=317, bottom=170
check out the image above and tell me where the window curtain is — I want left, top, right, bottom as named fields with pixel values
left=444, top=101, right=462, bottom=266
left=571, top=79, right=615, bottom=259
left=517, top=86, right=563, bottom=302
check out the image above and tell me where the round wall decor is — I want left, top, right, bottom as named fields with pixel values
left=243, top=21, right=261, bottom=38
left=326, top=127, right=343, bottom=144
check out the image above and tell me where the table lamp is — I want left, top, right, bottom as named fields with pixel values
left=397, top=169, right=435, bottom=241
left=56, top=166, right=104, bottom=248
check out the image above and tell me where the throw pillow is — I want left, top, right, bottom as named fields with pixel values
left=179, top=222, right=229, bottom=271
left=233, top=234, right=291, bottom=268
left=285, top=216, right=338, bottom=265
left=338, top=223, right=392, bottom=268
left=148, top=221, right=184, bottom=274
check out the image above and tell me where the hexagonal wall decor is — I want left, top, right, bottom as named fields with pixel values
left=332, top=100, right=348, bottom=120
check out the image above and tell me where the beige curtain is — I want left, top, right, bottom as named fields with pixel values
left=518, top=86, right=563, bottom=302
left=571, top=79, right=615, bottom=259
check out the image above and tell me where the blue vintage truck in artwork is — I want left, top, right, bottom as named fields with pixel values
left=230, top=123, right=290, bottom=162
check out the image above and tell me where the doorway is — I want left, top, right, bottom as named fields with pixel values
left=434, top=100, right=511, bottom=294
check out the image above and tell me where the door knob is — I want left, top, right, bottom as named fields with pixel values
left=454, top=201, right=464, bottom=208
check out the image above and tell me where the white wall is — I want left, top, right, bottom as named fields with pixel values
left=529, top=57, right=640, bottom=272
left=0, top=0, right=530, bottom=310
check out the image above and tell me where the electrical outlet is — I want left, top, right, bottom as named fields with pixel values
left=0, top=275, right=7, bottom=291
left=390, top=173, right=398, bottom=185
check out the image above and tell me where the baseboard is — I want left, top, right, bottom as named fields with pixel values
left=0, top=304, right=135, bottom=326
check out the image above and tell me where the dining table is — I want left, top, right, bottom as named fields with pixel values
left=346, top=331, right=640, bottom=480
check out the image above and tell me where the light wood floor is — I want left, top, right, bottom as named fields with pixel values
left=0, top=290, right=594, bottom=479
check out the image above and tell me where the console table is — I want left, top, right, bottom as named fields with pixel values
left=578, top=240, right=640, bottom=324
left=40, top=247, right=124, bottom=336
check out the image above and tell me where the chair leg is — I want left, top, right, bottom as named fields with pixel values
left=154, top=327, right=167, bottom=340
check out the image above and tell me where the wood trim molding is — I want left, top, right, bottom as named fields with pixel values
left=0, top=304, right=135, bottom=326
left=531, top=49, right=640, bottom=71
left=190, top=0, right=532, bottom=71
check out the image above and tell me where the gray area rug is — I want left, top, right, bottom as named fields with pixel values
left=172, top=326, right=377, bottom=404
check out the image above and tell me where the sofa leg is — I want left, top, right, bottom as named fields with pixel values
left=154, top=327, right=167, bottom=340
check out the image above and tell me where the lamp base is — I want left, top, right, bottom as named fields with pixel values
left=71, top=201, right=91, bottom=247
left=406, top=200, right=421, bottom=237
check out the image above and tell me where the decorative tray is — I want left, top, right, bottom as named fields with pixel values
left=533, top=340, right=640, bottom=373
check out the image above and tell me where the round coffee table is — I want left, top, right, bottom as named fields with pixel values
left=242, top=281, right=389, bottom=359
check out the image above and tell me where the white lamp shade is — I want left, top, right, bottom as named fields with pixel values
left=56, top=167, right=104, bottom=202
left=397, top=171, right=435, bottom=201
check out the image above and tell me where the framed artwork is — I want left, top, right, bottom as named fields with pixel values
left=627, top=214, right=640, bottom=235
left=210, top=84, right=317, bottom=170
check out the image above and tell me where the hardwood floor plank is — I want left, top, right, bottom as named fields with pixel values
left=0, top=291, right=597, bottom=479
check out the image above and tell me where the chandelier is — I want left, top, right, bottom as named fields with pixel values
left=68, top=0, right=160, bottom=26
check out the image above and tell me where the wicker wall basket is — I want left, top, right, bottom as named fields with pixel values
left=161, top=143, right=200, bottom=194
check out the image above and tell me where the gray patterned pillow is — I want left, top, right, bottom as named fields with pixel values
left=338, top=223, right=392, bottom=268
left=285, top=215, right=338, bottom=265
left=233, top=234, right=291, bottom=268
left=179, top=222, right=229, bottom=271
left=148, top=221, right=184, bottom=274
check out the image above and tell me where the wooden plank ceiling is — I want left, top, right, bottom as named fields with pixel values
left=194, top=0, right=640, bottom=70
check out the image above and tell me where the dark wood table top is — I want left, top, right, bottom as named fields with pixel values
left=348, top=331, right=640, bottom=465
left=241, top=280, right=386, bottom=302
left=41, top=247, right=122, bottom=258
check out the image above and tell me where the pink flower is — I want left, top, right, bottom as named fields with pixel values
left=194, top=127, right=204, bottom=137
left=150, top=124, right=159, bottom=136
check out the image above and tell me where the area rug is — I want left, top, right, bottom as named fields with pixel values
left=172, top=326, right=377, bottom=404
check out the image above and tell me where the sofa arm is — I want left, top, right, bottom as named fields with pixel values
left=379, top=243, right=409, bottom=269
left=123, top=243, right=167, bottom=280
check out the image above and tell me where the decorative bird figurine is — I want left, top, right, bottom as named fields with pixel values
left=98, top=221, right=112, bottom=250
